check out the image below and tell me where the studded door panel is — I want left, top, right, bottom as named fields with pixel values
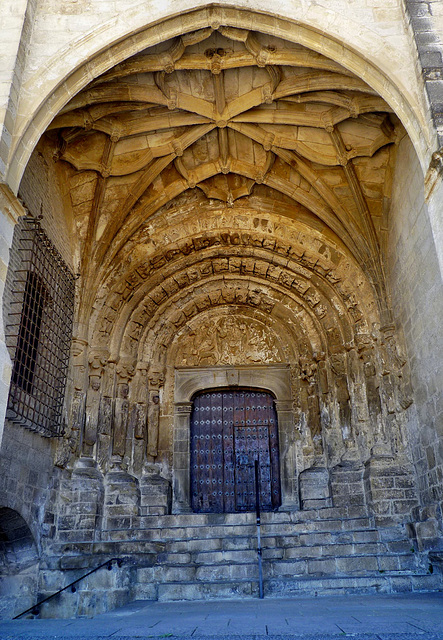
left=190, top=389, right=281, bottom=513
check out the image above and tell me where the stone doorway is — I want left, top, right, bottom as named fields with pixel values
left=190, top=389, right=281, bottom=514
left=173, top=365, right=295, bottom=514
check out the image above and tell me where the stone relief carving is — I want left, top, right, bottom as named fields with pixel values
left=146, top=370, right=164, bottom=458
left=112, top=361, right=135, bottom=459
left=176, top=316, right=283, bottom=366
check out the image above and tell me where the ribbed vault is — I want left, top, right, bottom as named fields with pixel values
left=46, top=26, right=401, bottom=329
left=40, top=22, right=412, bottom=481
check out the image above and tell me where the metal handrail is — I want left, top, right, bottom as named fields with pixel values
left=254, top=460, right=264, bottom=599
left=13, top=557, right=124, bottom=619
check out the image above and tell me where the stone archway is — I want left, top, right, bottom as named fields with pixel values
left=35, top=11, right=424, bottom=556
left=0, top=507, right=39, bottom=619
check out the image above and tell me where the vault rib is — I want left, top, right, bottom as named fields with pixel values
left=93, top=158, right=360, bottom=294
left=329, top=126, right=380, bottom=253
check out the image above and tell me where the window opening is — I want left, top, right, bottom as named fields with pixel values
left=6, top=217, right=75, bottom=437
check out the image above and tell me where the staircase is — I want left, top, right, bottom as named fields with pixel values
left=45, top=504, right=441, bottom=611
left=131, top=508, right=440, bottom=600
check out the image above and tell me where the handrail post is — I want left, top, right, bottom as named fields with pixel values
left=255, top=459, right=264, bottom=599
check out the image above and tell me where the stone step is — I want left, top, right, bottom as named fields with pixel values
left=265, top=572, right=442, bottom=597
left=136, top=506, right=369, bottom=529
left=101, top=516, right=378, bottom=542
left=137, top=551, right=425, bottom=584
left=157, top=541, right=412, bottom=566
left=52, top=519, right=415, bottom=568
left=133, top=571, right=441, bottom=602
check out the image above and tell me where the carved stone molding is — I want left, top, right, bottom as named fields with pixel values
left=0, top=183, right=26, bottom=225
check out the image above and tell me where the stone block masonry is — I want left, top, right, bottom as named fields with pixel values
left=404, top=0, right=443, bottom=145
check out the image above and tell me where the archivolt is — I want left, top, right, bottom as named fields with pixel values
left=90, top=237, right=380, bottom=369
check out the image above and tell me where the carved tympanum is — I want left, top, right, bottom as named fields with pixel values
left=176, top=315, right=283, bottom=366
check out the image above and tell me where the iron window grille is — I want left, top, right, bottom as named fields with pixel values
left=6, top=217, right=75, bottom=437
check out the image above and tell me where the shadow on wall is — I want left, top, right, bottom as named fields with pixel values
left=0, top=507, right=39, bottom=619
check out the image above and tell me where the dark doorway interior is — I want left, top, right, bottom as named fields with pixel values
left=190, top=389, right=281, bottom=513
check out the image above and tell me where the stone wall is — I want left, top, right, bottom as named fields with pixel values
left=388, top=135, right=443, bottom=526
left=0, top=421, right=56, bottom=547
left=18, top=142, right=75, bottom=271
left=404, top=0, right=443, bottom=146
left=0, top=506, right=40, bottom=619
left=0, top=143, right=76, bottom=616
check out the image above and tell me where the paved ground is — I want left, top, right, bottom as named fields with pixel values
left=0, top=594, right=442, bottom=640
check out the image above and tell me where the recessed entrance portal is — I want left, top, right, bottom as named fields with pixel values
left=190, top=389, right=281, bottom=513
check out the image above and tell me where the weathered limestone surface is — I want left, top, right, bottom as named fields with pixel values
left=388, top=136, right=443, bottom=518
left=0, top=0, right=442, bottom=621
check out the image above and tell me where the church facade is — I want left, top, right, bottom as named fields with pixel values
left=0, top=0, right=442, bottom=618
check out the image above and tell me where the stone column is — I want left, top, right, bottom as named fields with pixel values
left=70, top=336, right=88, bottom=448
left=112, top=360, right=135, bottom=460
left=130, top=362, right=149, bottom=475
left=82, top=351, right=107, bottom=458
left=147, top=369, right=164, bottom=459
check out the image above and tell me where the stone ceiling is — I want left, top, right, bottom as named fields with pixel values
left=44, top=26, right=402, bottom=351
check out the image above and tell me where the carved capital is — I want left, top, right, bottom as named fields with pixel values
left=275, top=401, right=292, bottom=412
left=72, top=337, right=88, bottom=359
left=148, top=370, right=165, bottom=389
left=176, top=402, right=193, bottom=414
left=0, top=183, right=26, bottom=224
left=299, top=356, right=317, bottom=382
left=425, top=146, right=443, bottom=200
left=88, top=351, right=108, bottom=376
left=116, top=359, right=136, bottom=383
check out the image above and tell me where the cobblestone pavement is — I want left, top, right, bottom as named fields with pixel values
left=0, top=593, right=442, bottom=639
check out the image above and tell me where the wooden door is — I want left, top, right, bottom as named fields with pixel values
left=190, top=389, right=281, bottom=513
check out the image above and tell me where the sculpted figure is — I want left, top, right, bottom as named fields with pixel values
left=177, top=315, right=282, bottom=366
left=83, top=352, right=107, bottom=456
left=147, top=370, right=164, bottom=458
left=70, top=338, right=88, bottom=455
left=72, top=338, right=88, bottom=392
left=112, top=362, right=135, bottom=458
left=133, top=363, right=149, bottom=440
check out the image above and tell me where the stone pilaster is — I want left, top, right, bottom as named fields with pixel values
left=173, top=402, right=192, bottom=514
left=0, top=184, right=24, bottom=448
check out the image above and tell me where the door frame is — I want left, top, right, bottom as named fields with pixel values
left=173, top=365, right=296, bottom=513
